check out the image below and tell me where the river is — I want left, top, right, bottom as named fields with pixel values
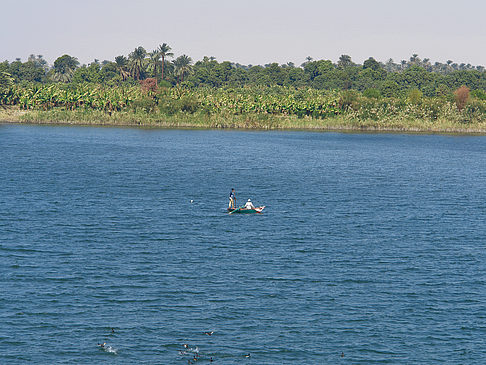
left=1, top=124, right=485, bottom=364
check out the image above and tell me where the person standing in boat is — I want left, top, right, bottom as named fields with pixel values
left=229, top=188, right=236, bottom=209
left=244, top=199, right=255, bottom=210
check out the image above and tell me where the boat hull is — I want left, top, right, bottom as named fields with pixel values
left=228, top=206, right=265, bottom=214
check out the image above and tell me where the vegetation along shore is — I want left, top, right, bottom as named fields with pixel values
left=1, top=45, right=485, bottom=133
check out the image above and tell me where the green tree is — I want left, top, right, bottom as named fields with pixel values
left=9, top=59, right=46, bottom=83
left=52, top=54, right=79, bottom=82
left=380, top=79, right=399, bottom=97
left=157, top=43, right=173, bottom=82
left=337, top=54, right=354, bottom=69
left=114, top=56, right=129, bottom=81
left=28, top=54, right=49, bottom=72
left=148, top=50, right=161, bottom=87
left=100, top=62, right=120, bottom=83
left=264, top=63, right=286, bottom=85
left=363, top=57, right=381, bottom=71
left=354, top=68, right=386, bottom=91
left=128, top=46, right=146, bottom=80
left=409, top=54, right=420, bottom=65
left=174, top=55, right=193, bottom=83
left=72, top=63, right=103, bottom=83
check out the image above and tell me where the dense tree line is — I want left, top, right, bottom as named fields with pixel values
left=1, top=46, right=485, bottom=99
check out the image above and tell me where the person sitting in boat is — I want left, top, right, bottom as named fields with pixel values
left=229, top=188, right=236, bottom=209
left=244, top=199, right=255, bottom=210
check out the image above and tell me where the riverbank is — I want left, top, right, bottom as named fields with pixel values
left=2, top=107, right=486, bottom=134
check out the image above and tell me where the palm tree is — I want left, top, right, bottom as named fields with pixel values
left=27, top=54, right=48, bottom=71
left=157, top=43, right=173, bottom=82
left=173, top=55, right=193, bottom=83
left=385, top=58, right=395, bottom=72
left=36, top=55, right=49, bottom=71
left=300, top=56, right=313, bottom=68
left=409, top=54, right=420, bottom=64
left=115, top=55, right=129, bottom=81
left=337, top=55, right=353, bottom=69
left=128, top=46, right=146, bottom=80
left=52, top=54, right=79, bottom=82
left=148, top=50, right=161, bottom=86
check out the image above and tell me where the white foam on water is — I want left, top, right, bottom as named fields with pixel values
left=103, top=345, right=118, bottom=354
left=183, top=346, right=199, bottom=354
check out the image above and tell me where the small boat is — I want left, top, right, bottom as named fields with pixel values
left=228, top=206, right=265, bottom=214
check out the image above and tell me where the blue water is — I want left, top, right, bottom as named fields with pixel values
left=1, top=124, right=486, bottom=364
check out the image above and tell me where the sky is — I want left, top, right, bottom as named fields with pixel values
left=1, top=0, right=485, bottom=67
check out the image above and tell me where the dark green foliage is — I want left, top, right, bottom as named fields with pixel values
left=100, top=62, right=120, bottom=82
left=337, top=55, right=354, bottom=69
left=436, top=84, right=451, bottom=98
left=158, top=95, right=200, bottom=115
left=471, top=89, right=486, bottom=100
left=465, top=99, right=486, bottom=117
left=9, top=60, right=46, bottom=83
left=363, top=88, right=381, bottom=99
left=52, top=55, right=79, bottom=82
left=131, top=96, right=157, bottom=113
left=72, top=63, right=103, bottom=83
left=363, top=57, right=381, bottom=71
left=2, top=49, right=485, bottom=120
left=407, top=89, right=423, bottom=104
left=339, top=90, right=359, bottom=110
left=0, top=71, right=14, bottom=98
left=380, top=80, right=400, bottom=97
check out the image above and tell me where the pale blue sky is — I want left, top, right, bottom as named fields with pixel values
left=2, top=0, right=485, bottom=66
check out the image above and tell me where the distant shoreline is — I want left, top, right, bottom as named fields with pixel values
left=2, top=107, right=486, bottom=135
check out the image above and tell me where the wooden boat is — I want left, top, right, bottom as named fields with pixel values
left=228, top=206, right=265, bottom=214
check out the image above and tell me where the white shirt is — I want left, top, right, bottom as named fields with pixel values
left=244, top=201, right=255, bottom=209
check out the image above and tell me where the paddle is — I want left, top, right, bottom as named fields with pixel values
left=228, top=206, right=242, bottom=214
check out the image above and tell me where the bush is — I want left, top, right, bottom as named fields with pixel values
left=421, top=98, right=444, bottom=120
left=131, top=96, right=157, bottom=113
left=179, top=96, right=200, bottom=113
left=407, top=89, right=423, bottom=104
left=464, top=99, right=486, bottom=117
left=158, top=96, right=200, bottom=115
left=158, top=80, right=172, bottom=89
left=470, top=89, right=486, bottom=101
left=380, top=80, right=399, bottom=98
left=338, top=90, right=359, bottom=110
left=363, top=88, right=381, bottom=99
